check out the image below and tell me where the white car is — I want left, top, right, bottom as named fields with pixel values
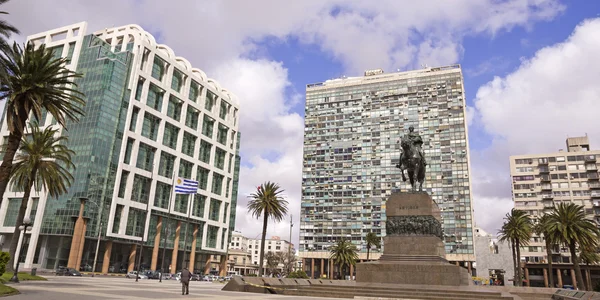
left=125, top=271, right=148, bottom=279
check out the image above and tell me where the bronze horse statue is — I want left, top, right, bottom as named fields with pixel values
left=396, top=139, right=426, bottom=192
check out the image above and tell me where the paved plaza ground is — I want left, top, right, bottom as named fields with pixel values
left=7, top=276, right=340, bottom=300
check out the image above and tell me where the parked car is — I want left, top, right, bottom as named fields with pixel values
left=125, top=271, right=148, bottom=279
left=56, top=267, right=82, bottom=276
left=145, top=270, right=160, bottom=279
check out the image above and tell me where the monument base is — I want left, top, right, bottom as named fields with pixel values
left=356, top=192, right=472, bottom=286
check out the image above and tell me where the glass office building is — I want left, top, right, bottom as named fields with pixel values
left=300, top=66, right=476, bottom=278
left=0, top=22, right=241, bottom=274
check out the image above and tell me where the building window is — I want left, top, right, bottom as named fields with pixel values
left=118, top=170, right=129, bottom=198
left=162, top=122, right=179, bottom=149
left=199, top=140, right=212, bottom=164
left=174, top=194, right=189, bottom=214
left=129, top=107, right=140, bottom=132
left=179, top=159, right=194, bottom=179
left=3, top=198, right=21, bottom=226
left=151, top=55, right=166, bottom=81
left=185, top=106, right=199, bottom=130
left=209, top=198, right=221, bottom=221
left=158, top=151, right=175, bottom=178
left=202, top=115, right=215, bottom=138
left=146, top=83, right=164, bottom=111
left=171, top=69, right=184, bottom=93
left=189, top=80, right=202, bottom=102
left=113, top=205, right=123, bottom=234
left=225, top=178, right=231, bottom=198
left=222, top=203, right=229, bottom=223
left=207, top=225, right=219, bottom=248
left=228, top=154, right=234, bottom=173
left=193, top=194, right=206, bottom=218
left=134, top=78, right=144, bottom=101
left=154, top=182, right=171, bottom=209
left=196, top=166, right=210, bottom=190
left=29, top=198, right=39, bottom=223
left=212, top=173, right=224, bottom=195
left=205, top=90, right=216, bottom=112
left=167, top=95, right=183, bottom=121
left=124, top=138, right=134, bottom=164
left=136, top=143, right=155, bottom=171
left=217, top=124, right=228, bottom=145
left=142, top=112, right=160, bottom=141
left=219, top=101, right=229, bottom=120
left=182, top=132, right=197, bottom=158
left=214, top=147, right=226, bottom=170
left=131, top=174, right=151, bottom=204
left=126, top=207, right=147, bottom=237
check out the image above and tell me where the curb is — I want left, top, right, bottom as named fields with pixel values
left=79, top=273, right=126, bottom=277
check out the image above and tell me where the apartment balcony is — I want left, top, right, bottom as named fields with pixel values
left=584, top=155, right=597, bottom=163
left=538, top=158, right=549, bottom=165
left=541, top=185, right=552, bottom=191
left=541, top=194, right=554, bottom=200
left=590, top=182, right=600, bottom=189
left=592, top=193, right=600, bottom=199
left=540, top=175, right=551, bottom=182
left=585, top=164, right=598, bottom=172
left=593, top=201, right=600, bottom=207
left=538, top=166, right=550, bottom=173
left=588, top=173, right=600, bottom=180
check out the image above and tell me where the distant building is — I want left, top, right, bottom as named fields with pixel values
left=474, top=228, right=514, bottom=286
left=227, top=231, right=295, bottom=275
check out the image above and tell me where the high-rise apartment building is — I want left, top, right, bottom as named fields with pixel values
left=0, top=22, right=241, bottom=274
left=299, top=65, right=476, bottom=278
left=510, top=136, right=600, bottom=264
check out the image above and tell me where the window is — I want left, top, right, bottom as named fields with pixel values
left=146, top=83, right=164, bottom=111
left=171, top=69, right=184, bottom=93
left=182, top=132, right=197, bottom=157
left=230, top=131, right=236, bottom=149
left=209, top=198, right=221, bottom=221
left=199, top=140, right=212, bottom=163
left=131, top=175, right=151, bottom=204
left=222, top=203, right=229, bottom=223
left=126, top=207, right=147, bottom=237
left=3, top=198, right=21, bottom=226
left=202, top=115, right=215, bottom=138
left=167, top=95, right=183, bottom=121
left=214, top=147, right=226, bottom=170
left=225, top=178, right=231, bottom=198
left=29, top=198, right=39, bottom=223
left=207, top=225, right=219, bottom=248
left=151, top=56, right=166, bottom=81
left=212, top=173, right=224, bottom=195
left=162, top=123, right=179, bottom=149
left=154, top=182, right=171, bottom=209
left=118, top=171, right=129, bottom=198
left=196, top=166, right=210, bottom=190
left=228, top=154, right=234, bottom=173
left=174, top=194, right=189, bottom=214
left=65, top=42, right=76, bottom=64
left=134, top=78, right=144, bottom=101
left=205, top=90, right=216, bottom=111
left=185, top=106, right=199, bottom=130
left=233, top=108, right=238, bottom=126
left=124, top=138, right=134, bottom=164
left=112, top=205, right=123, bottom=234
left=142, top=113, right=160, bottom=141
left=217, top=124, right=228, bottom=145
left=219, top=101, right=229, bottom=120
left=189, top=80, right=202, bottom=102
left=193, top=194, right=206, bottom=218
left=179, top=159, right=193, bottom=179
left=129, top=107, right=140, bottom=132
left=136, top=143, right=155, bottom=171
left=158, top=151, right=175, bottom=178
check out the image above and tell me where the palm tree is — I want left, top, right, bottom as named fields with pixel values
left=498, top=209, right=532, bottom=287
left=579, top=246, right=600, bottom=291
left=533, top=214, right=555, bottom=287
left=365, top=232, right=380, bottom=260
left=329, top=239, right=358, bottom=280
left=0, top=0, right=19, bottom=54
left=247, top=182, right=288, bottom=277
left=547, top=203, right=600, bottom=290
left=6, top=123, right=75, bottom=271
left=0, top=42, right=85, bottom=208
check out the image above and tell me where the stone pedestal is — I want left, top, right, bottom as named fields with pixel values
left=356, top=192, right=472, bottom=286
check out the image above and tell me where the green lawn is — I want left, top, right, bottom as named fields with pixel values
left=0, top=272, right=47, bottom=284
left=0, top=284, right=18, bottom=296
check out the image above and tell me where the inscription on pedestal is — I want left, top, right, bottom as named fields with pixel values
left=385, top=215, right=443, bottom=239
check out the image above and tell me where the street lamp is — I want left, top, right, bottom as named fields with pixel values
left=10, top=217, right=32, bottom=283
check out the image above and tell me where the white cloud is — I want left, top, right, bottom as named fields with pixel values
left=2, top=0, right=567, bottom=245
left=472, top=17, right=600, bottom=234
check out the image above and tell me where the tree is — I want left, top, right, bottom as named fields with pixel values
left=278, top=251, right=297, bottom=276
left=247, top=182, right=288, bottom=277
left=0, top=0, right=19, bottom=54
left=498, top=209, right=532, bottom=287
left=329, top=239, right=358, bottom=280
left=6, top=123, right=75, bottom=271
left=547, top=203, right=600, bottom=290
left=265, top=251, right=281, bottom=277
left=533, top=214, right=555, bottom=288
left=579, top=246, right=600, bottom=290
left=365, top=232, right=380, bottom=260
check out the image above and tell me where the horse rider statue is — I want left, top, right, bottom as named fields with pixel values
left=396, top=126, right=427, bottom=191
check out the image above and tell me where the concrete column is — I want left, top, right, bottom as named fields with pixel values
left=101, top=241, right=113, bottom=274
left=571, top=268, right=577, bottom=289
left=204, top=254, right=211, bottom=274
left=67, top=199, right=87, bottom=269
left=189, top=225, right=198, bottom=271
left=557, top=269, right=563, bottom=288
left=219, top=255, right=227, bottom=276
left=170, top=221, right=181, bottom=273
left=543, top=268, right=548, bottom=288
left=350, top=263, right=354, bottom=280
left=467, top=261, right=472, bottom=275
left=128, top=244, right=137, bottom=272
left=525, top=268, right=530, bottom=287
left=330, top=259, right=333, bottom=279
left=320, top=259, right=324, bottom=278
left=151, top=216, right=162, bottom=271
left=311, top=258, right=315, bottom=279
left=587, top=268, right=592, bottom=290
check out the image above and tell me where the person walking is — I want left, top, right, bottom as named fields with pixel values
left=180, top=267, right=192, bottom=295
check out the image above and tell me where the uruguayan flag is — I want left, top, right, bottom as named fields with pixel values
left=174, top=177, right=198, bottom=194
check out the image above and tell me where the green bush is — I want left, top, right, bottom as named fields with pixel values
left=0, top=252, right=9, bottom=276
left=245, top=274, right=257, bottom=277
left=286, top=270, right=309, bottom=279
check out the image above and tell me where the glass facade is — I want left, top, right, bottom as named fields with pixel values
left=300, top=66, right=475, bottom=261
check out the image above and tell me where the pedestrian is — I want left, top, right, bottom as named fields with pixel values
left=180, top=267, right=192, bottom=295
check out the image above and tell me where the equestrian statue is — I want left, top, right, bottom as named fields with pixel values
left=396, top=126, right=427, bottom=192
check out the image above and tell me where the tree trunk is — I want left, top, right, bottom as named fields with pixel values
left=511, top=238, right=518, bottom=286
left=7, top=176, right=34, bottom=272
left=516, top=239, right=523, bottom=287
left=546, top=239, right=554, bottom=288
left=340, top=263, right=345, bottom=280
left=258, top=212, right=268, bottom=277
left=0, top=130, right=25, bottom=209
left=366, top=246, right=370, bottom=261
left=569, top=242, right=586, bottom=290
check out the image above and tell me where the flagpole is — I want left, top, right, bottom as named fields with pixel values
left=159, top=168, right=176, bottom=282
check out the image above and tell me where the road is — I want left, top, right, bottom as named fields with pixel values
left=8, top=276, right=339, bottom=300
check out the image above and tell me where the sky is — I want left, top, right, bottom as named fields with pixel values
left=4, top=0, right=600, bottom=247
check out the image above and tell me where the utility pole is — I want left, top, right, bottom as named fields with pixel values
left=159, top=169, right=176, bottom=283
left=136, top=167, right=153, bottom=282
left=288, top=214, right=293, bottom=273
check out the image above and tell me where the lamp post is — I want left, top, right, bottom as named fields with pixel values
left=10, top=217, right=33, bottom=283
